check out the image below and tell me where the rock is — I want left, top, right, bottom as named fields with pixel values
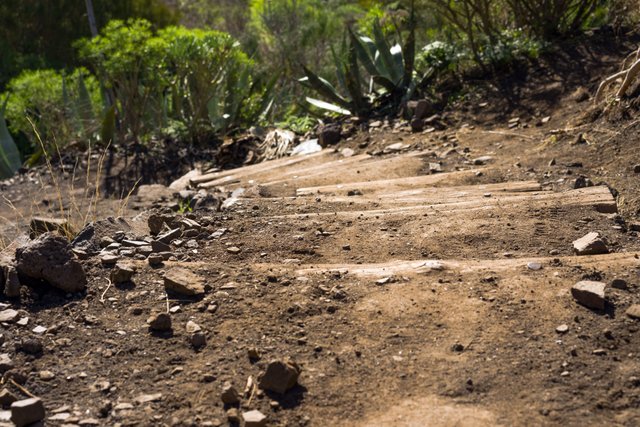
left=626, top=304, right=640, bottom=319
left=164, top=268, right=205, bottom=296
left=32, top=325, right=47, bottom=334
left=318, top=123, right=341, bottom=146
left=226, top=408, right=241, bottom=423
left=410, top=118, right=424, bottom=132
left=18, top=338, right=43, bottom=355
left=556, top=324, right=569, bottom=334
left=571, top=281, right=606, bottom=310
left=134, top=393, right=162, bottom=404
left=0, top=389, right=16, bottom=408
left=574, top=176, right=594, bottom=189
left=186, top=320, right=201, bottom=334
left=3, top=266, right=20, bottom=298
left=0, top=354, right=14, bottom=373
left=148, top=213, right=177, bottom=236
left=147, top=313, right=172, bottom=332
left=634, top=164, right=640, bottom=174
left=39, top=370, right=55, bottom=381
left=151, top=240, right=171, bottom=253
left=29, top=217, right=72, bottom=238
left=527, top=262, right=542, bottom=271
left=221, top=382, right=240, bottom=405
left=190, top=332, right=206, bottom=349
left=243, top=410, right=267, bottom=427
left=429, top=162, right=442, bottom=173
left=572, top=232, right=608, bottom=255
left=16, top=234, right=87, bottom=292
left=384, top=142, right=409, bottom=153
left=248, top=348, right=260, bottom=361
left=157, top=228, right=181, bottom=244
left=611, top=278, right=628, bottom=290
left=71, top=217, right=131, bottom=255
left=148, top=254, right=164, bottom=266
left=473, top=156, right=493, bottom=165
left=226, top=246, right=241, bottom=254
left=100, top=254, right=119, bottom=265
left=258, top=360, right=301, bottom=394
left=10, top=398, right=45, bottom=427
left=0, top=309, right=19, bottom=323
left=110, top=262, right=136, bottom=284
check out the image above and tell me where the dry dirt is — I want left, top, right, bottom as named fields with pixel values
left=2, top=33, right=640, bottom=427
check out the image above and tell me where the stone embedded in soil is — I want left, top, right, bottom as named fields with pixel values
left=227, top=408, right=241, bottom=423
left=226, top=246, right=241, bottom=254
left=134, top=393, right=162, bottom=404
left=611, top=279, right=628, bottom=290
left=221, top=382, right=240, bottom=405
left=18, top=338, right=43, bottom=355
left=473, top=155, right=493, bottom=165
left=0, top=354, right=14, bottom=373
left=626, top=304, right=640, bottom=319
left=0, top=389, right=16, bottom=408
left=148, top=213, right=177, bottom=236
left=10, top=397, right=45, bottom=427
left=157, top=228, right=182, bottom=244
left=572, top=232, right=608, bottom=255
left=0, top=309, right=19, bottom=323
left=29, top=217, right=72, bottom=238
left=151, top=240, right=171, bottom=253
left=110, top=262, right=136, bottom=284
left=243, top=410, right=267, bottom=427
left=556, top=324, right=569, bottom=334
left=3, top=266, right=21, bottom=298
left=148, top=254, right=164, bottom=266
left=318, top=123, right=342, bottom=146
left=258, top=360, right=301, bottom=394
left=15, top=233, right=87, bottom=293
left=164, top=268, right=205, bottom=296
left=147, top=313, right=172, bottom=332
left=571, top=281, right=606, bottom=310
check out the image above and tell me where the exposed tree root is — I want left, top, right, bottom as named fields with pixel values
left=595, top=48, right=640, bottom=103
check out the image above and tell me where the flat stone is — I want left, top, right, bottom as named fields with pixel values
left=100, top=254, right=120, bottom=266
left=164, top=268, right=205, bottom=296
left=243, top=410, right=267, bottom=427
left=626, top=304, right=640, bottom=319
left=473, top=155, right=493, bottom=165
left=39, top=370, right=55, bottom=381
left=572, top=232, right=608, bottom=255
left=258, top=359, right=301, bottom=394
left=157, top=228, right=181, bottom=244
left=0, top=309, right=19, bottom=323
left=186, top=321, right=201, bottom=334
left=571, top=281, right=606, bottom=310
left=10, top=398, right=45, bottom=427
left=151, top=240, right=171, bottom=253
left=226, top=246, right=241, bottom=254
left=134, top=393, right=162, bottom=404
left=611, top=278, right=628, bottom=290
left=527, top=262, right=542, bottom=271
left=556, top=324, right=569, bottom=334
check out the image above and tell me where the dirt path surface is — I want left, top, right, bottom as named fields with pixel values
left=2, top=109, right=640, bottom=427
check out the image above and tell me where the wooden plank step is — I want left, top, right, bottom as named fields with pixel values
left=291, top=181, right=543, bottom=205
left=271, top=186, right=617, bottom=219
left=295, top=252, right=640, bottom=278
left=296, top=170, right=487, bottom=196
left=198, top=153, right=373, bottom=189
left=191, top=149, right=332, bottom=186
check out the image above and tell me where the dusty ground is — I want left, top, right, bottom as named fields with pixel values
left=2, top=32, right=640, bottom=427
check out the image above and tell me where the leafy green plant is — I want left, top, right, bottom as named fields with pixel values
left=1, top=68, right=102, bottom=159
left=299, top=12, right=430, bottom=117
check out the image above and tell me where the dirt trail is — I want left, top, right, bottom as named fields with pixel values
left=4, top=74, right=640, bottom=425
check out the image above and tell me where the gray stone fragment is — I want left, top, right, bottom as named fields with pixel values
left=10, top=398, right=45, bottom=427
left=571, top=281, right=606, bottom=310
left=258, top=360, right=301, bottom=394
left=572, top=232, right=608, bottom=255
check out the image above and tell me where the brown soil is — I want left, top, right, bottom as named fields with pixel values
left=2, top=32, right=640, bottom=427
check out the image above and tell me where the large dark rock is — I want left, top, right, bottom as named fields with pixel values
left=318, top=123, right=342, bottom=146
left=258, top=359, right=301, bottom=394
left=72, top=217, right=131, bottom=255
left=16, top=233, right=87, bottom=293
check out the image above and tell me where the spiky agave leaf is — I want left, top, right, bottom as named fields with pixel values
left=305, top=97, right=351, bottom=115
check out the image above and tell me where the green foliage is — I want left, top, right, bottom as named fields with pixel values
left=300, top=15, right=427, bottom=117
left=1, top=68, right=102, bottom=157
left=0, top=0, right=179, bottom=89
left=77, top=19, right=274, bottom=142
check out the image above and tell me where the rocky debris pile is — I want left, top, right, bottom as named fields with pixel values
left=0, top=233, right=87, bottom=298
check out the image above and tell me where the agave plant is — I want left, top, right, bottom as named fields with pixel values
left=299, top=8, right=432, bottom=117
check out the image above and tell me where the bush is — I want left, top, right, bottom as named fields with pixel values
left=2, top=68, right=101, bottom=157
left=77, top=19, right=273, bottom=143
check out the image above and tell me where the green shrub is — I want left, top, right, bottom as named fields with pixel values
left=2, top=68, right=101, bottom=157
left=77, top=19, right=163, bottom=141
